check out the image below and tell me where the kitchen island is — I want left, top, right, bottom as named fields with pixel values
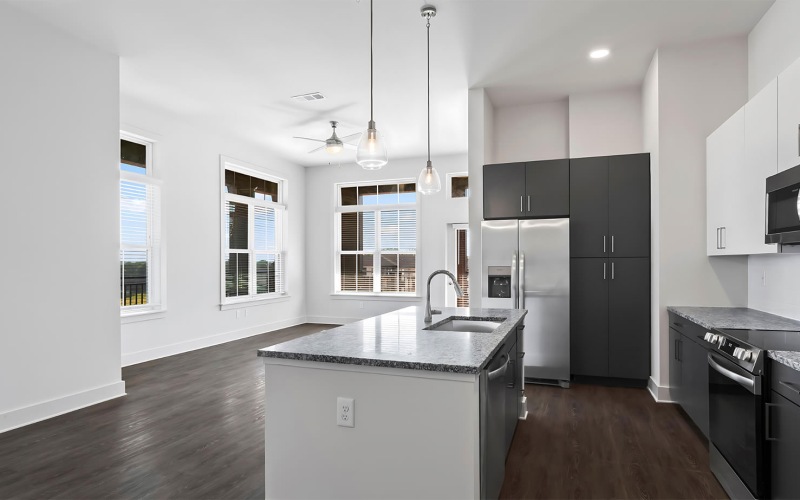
left=258, top=306, right=526, bottom=500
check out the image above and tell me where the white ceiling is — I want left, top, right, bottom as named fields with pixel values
left=9, top=0, right=773, bottom=167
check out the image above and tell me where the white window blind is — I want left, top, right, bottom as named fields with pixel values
left=221, top=162, right=286, bottom=304
left=335, top=181, right=417, bottom=295
left=120, top=178, right=161, bottom=310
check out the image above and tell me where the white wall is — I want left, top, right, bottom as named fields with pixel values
left=745, top=0, right=800, bottom=321
left=120, top=97, right=308, bottom=366
left=0, top=4, right=125, bottom=432
left=304, top=154, right=469, bottom=324
left=650, top=37, right=750, bottom=395
left=493, top=100, right=569, bottom=163
left=467, top=89, right=495, bottom=308
left=641, top=52, right=662, bottom=399
left=748, top=0, right=800, bottom=98
left=569, top=88, right=643, bottom=158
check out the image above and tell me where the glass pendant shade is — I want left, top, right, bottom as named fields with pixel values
left=418, top=161, right=441, bottom=194
left=356, top=122, right=388, bottom=170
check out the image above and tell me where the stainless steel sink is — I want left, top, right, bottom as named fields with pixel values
left=424, top=318, right=502, bottom=333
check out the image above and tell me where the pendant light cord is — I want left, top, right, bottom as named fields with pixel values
left=426, top=14, right=431, bottom=164
left=370, top=0, right=374, bottom=122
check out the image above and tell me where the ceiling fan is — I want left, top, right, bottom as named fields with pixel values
left=293, top=121, right=360, bottom=154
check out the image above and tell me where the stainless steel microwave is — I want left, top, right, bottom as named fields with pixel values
left=766, top=164, right=800, bottom=245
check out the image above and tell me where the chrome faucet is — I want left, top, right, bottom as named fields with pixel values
left=424, top=270, right=465, bottom=323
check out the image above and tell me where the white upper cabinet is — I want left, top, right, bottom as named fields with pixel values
left=743, top=79, right=779, bottom=255
left=778, top=57, right=800, bottom=172
left=707, top=107, right=744, bottom=256
left=706, top=78, right=780, bottom=256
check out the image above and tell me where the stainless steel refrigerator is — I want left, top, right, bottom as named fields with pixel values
left=481, top=219, right=570, bottom=386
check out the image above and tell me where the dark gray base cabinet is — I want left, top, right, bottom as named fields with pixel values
left=668, top=313, right=710, bottom=438
left=483, top=160, right=569, bottom=220
left=769, top=361, right=800, bottom=500
left=570, top=258, right=650, bottom=381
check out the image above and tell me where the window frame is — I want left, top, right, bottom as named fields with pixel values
left=333, top=179, right=421, bottom=297
left=219, top=156, right=288, bottom=307
left=446, top=172, right=470, bottom=199
left=120, top=131, right=165, bottom=319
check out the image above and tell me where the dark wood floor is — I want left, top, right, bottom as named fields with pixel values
left=500, top=384, right=727, bottom=500
left=0, top=324, right=726, bottom=499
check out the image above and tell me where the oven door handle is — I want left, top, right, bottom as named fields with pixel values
left=708, top=353, right=761, bottom=395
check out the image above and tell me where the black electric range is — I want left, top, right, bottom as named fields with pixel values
left=702, top=328, right=800, bottom=499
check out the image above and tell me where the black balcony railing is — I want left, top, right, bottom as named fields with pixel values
left=121, top=277, right=147, bottom=306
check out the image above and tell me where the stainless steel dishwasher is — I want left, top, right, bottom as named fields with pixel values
left=480, top=342, right=511, bottom=500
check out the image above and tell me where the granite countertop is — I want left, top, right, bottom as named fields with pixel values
left=768, top=351, right=800, bottom=372
left=258, top=306, right=527, bottom=374
left=667, top=306, right=800, bottom=331
left=668, top=306, right=800, bottom=372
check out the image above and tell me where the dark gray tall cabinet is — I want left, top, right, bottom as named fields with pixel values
left=570, top=153, right=651, bottom=381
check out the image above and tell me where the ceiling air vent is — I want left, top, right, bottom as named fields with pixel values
left=291, top=92, right=325, bottom=102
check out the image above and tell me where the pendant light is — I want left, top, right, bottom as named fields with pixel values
left=356, top=0, right=388, bottom=170
left=418, top=5, right=441, bottom=195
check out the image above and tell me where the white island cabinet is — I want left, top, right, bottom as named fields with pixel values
left=258, top=306, right=526, bottom=500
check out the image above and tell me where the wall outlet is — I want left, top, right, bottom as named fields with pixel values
left=337, top=397, right=354, bottom=428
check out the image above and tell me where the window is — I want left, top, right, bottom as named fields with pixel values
left=221, top=159, right=286, bottom=304
left=455, top=226, right=469, bottom=306
left=335, top=181, right=418, bottom=295
left=449, top=174, right=469, bottom=198
left=120, top=133, right=162, bottom=314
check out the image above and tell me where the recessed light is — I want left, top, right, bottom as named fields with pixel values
left=590, top=48, right=610, bottom=59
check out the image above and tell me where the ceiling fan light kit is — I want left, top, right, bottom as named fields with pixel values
left=356, top=0, right=389, bottom=170
left=417, top=5, right=441, bottom=195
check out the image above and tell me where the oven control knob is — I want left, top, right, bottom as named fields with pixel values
left=742, top=350, right=754, bottom=362
left=733, top=347, right=743, bottom=358
left=704, top=332, right=713, bottom=342
left=711, top=334, right=720, bottom=345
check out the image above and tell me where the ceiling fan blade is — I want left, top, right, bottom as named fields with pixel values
left=308, top=144, right=326, bottom=153
left=340, top=132, right=362, bottom=142
left=294, top=136, right=326, bottom=143
left=343, top=143, right=357, bottom=151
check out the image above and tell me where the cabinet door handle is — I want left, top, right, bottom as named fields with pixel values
left=765, top=403, right=778, bottom=441
left=611, top=235, right=615, bottom=253
left=779, top=380, right=800, bottom=395
left=716, top=227, right=721, bottom=249
left=603, top=262, right=606, bottom=280
left=527, top=195, right=530, bottom=212
left=520, top=195, right=523, bottom=213
left=611, top=262, right=615, bottom=280
left=721, top=227, right=726, bottom=249
left=603, top=235, right=606, bottom=253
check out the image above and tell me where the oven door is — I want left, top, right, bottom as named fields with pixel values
left=708, top=352, right=765, bottom=498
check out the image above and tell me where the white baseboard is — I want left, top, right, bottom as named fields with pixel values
left=305, top=316, right=358, bottom=325
left=0, top=380, right=126, bottom=434
left=122, top=316, right=307, bottom=367
left=647, top=376, right=676, bottom=403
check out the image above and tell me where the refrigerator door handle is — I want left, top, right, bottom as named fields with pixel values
left=511, top=251, right=518, bottom=309
left=519, top=252, right=525, bottom=310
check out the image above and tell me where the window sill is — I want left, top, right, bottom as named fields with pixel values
left=330, top=293, right=422, bottom=302
left=121, top=309, right=166, bottom=324
left=220, top=294, right=291, bottom=311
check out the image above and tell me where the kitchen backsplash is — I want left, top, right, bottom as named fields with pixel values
left=748, top=253, right=800, bottom=321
